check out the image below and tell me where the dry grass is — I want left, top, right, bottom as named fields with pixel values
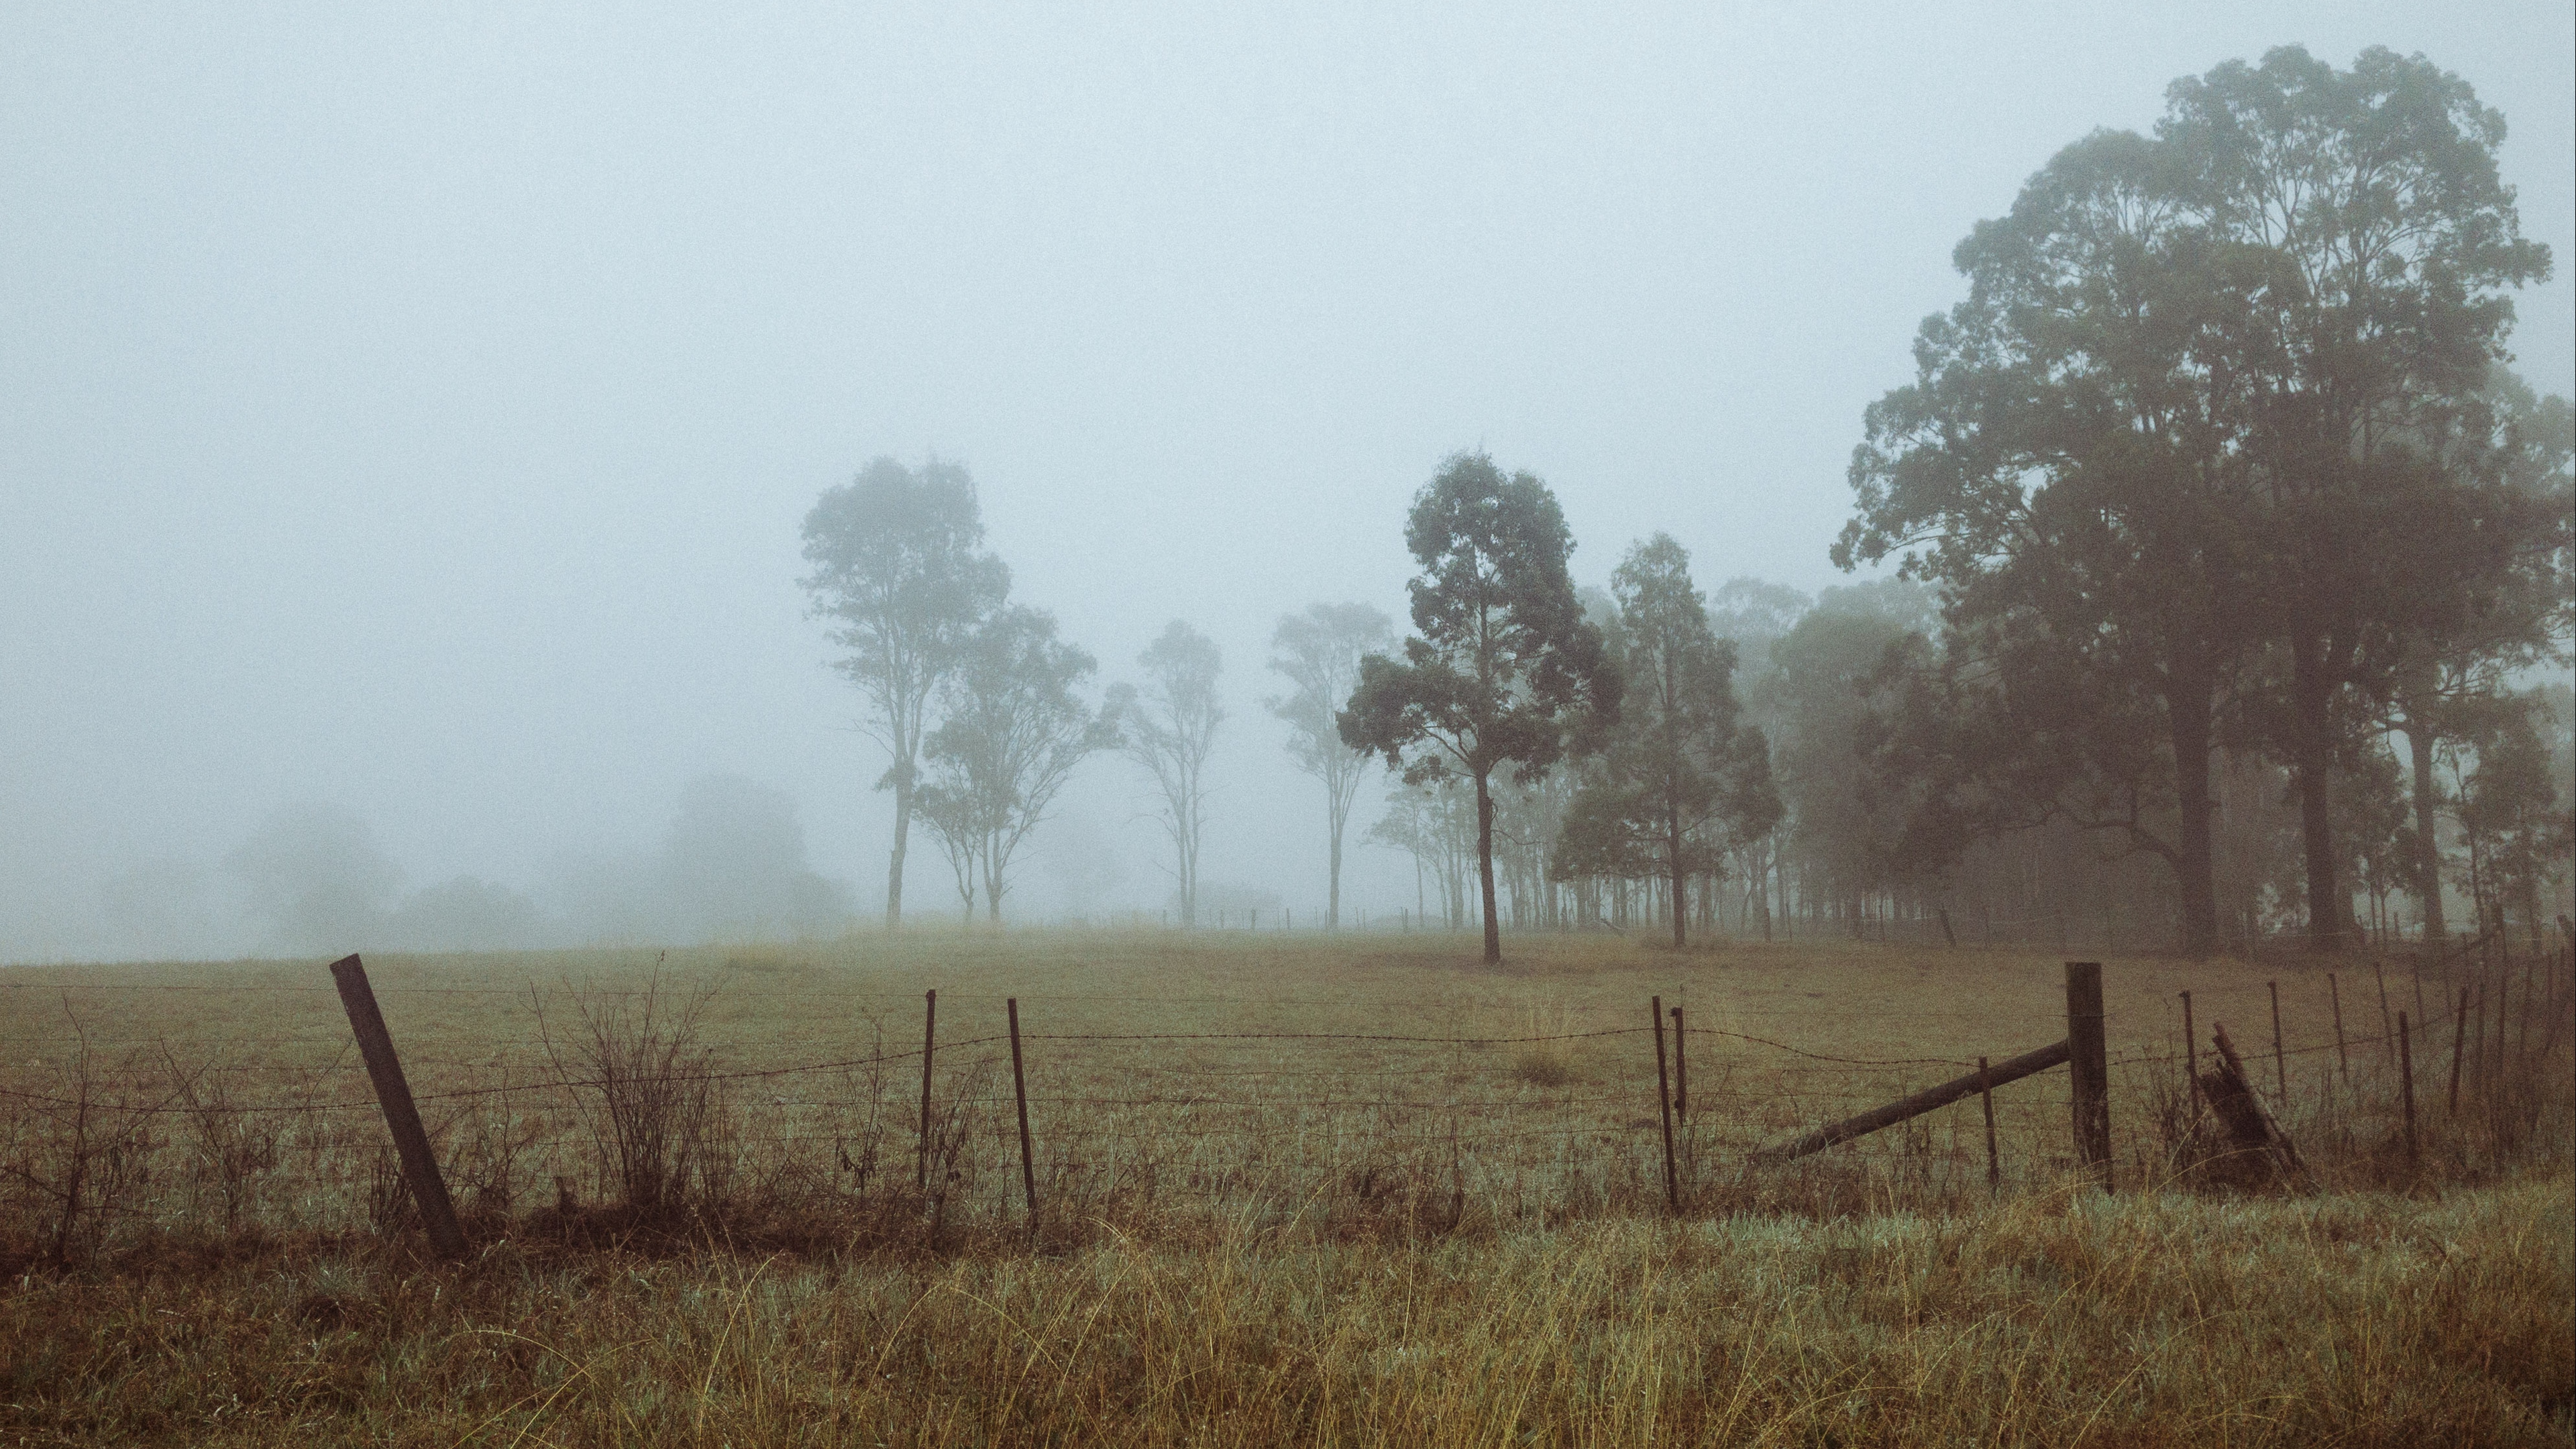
left=0, top=929, right=2568, bottom=1444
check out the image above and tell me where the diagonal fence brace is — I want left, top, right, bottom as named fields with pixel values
left=1752, top=1039, right=2071, bottom=1163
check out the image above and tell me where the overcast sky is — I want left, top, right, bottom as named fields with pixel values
left=5, top=1, right=2570, bottom=959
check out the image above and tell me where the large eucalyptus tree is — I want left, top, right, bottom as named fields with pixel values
left=1340, top=451, right=1619, bottom=964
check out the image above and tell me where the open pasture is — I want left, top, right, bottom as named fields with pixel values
left=3, top=930, right=2531, bottom=1246
left=1, top=932, right=2569, bottom=1446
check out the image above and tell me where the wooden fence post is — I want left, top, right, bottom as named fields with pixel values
left=1670, top=1005, right=1687, bottom=1120
left=1007, top=998, right=1038, bottom=1242
left=2328, top=974, right=2347, bottom=1082
left=2449, top=984, right=2469, bottom=1115
left=1978, top=1055, right=1999, bottom=1189
left=2397, top=1011, right=2418, bottom=1164
left=917, top=988, right=936, bottom=1191
left=2374, top=961, right=2396, bottom=1070
left=327, top=954, right=466, bottom=1260
left=2470, top=978, right=2487, bottom=1099
left=2268, top=981, right=2288, bottom=1103
left=1650, top=996, right=1679, bottom=1212
left=2180, top=990, right=2198, bottom=1107
left=2065, top=962, right=2111, bottom=1189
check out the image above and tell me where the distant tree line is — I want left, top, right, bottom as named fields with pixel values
left=802, top=47, right=2569, bottom=960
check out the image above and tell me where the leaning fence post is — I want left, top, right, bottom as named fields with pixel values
left=2328, top=974, right=2348, bottom=1083
left=1978, top=1055, right=1999, bottom=1189
left=328, top=954, right=466, bottom=1260
left=1007, top=998, right=1038, bottom=1242
left=1670, top=1004, right=1687, bottom=1120
left=2065, top=962, right=2110, bottom=1189
left=2397, top=1011, right=2418, bottom=1164
left=1650, top=996, right=1679, bottom=1212
left=917, top=988, right=937, bottom=1191
left=2267, top=980, right=2288, bottom=1103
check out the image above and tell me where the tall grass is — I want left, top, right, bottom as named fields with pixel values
left=0, top=1169, right=2566, bottom=1444
left=0, top=933, right=2568, bottom=1442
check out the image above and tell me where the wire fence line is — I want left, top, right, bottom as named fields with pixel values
left=4, top=941, right=2567, bottom=1266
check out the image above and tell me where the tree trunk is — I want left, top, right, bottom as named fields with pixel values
left=1474, top=770, right=1502, bottom=963
left=2290, top=631, right=2345, bottom=953
left=2169, top=665, right=2220, bottom=957
left=1327, top=822, right=1343, bottom=931
left=2402, top=712, right=2446, bottom=945
left=1668, top=810, right=1688, bottom=949
left=887, top=763, right=913, bottom=929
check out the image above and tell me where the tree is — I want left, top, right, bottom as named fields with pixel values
left=1366, top=778, right=1473, bottom=927
left=2381, top=366, right=2575, bottom=943
left=1108, top=622, right=1225, bottom=927
left=1267, top=602, right=1394, bottom=929
left=1841, top=125, right=2264, bottom=956
left=1764, top=601, right=1927, bottom=936
left=387, top=877, right=547, bottom=952
left=917, top=606, right=1116, bottom=922
left=800, top=456, right=1009, bottom=928
left=655, top=773, right=851, bottom=941
left=2453, top=694, right=2572, bottom=941
left=2163, top=46, right=2552, bottom=949
left=1707, top=578, right=1813, bottom=937
left=1554, top=535, right=1780, bottom=947
left=225, top=803, right=402, bottom=953
left=1339, top=451, right=1619, bottom=963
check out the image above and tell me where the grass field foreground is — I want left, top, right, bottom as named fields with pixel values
left=2, top=931, right=2569, bottom=1443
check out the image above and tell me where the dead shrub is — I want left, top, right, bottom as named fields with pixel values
left=537, top=975, right=733, bottom=1225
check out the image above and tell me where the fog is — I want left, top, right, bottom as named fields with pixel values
left=4, top=3, right=2569, bottom=961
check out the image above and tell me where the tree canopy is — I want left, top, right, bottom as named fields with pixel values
left=1340, top=451, right=1618, bottom=963
left=800, top=456, right=1008, bottom=927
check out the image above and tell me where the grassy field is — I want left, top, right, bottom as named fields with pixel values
left=1, top=930, right=2569, bottom=1444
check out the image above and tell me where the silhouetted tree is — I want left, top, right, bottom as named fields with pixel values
left=800, top=456, right=1008, bottom=928
left=1110, top=621, right=1224, bottom=927
left=1840, top=125, right=2265, bottom=956
left=1340, top=451, right=1617, bottom=963
left=2165, top=47, right=2553, bottom=949
left=1268, top=602, right=1393, bottom=929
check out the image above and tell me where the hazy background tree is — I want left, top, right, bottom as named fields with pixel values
left=1340, top=451, right=1618, bottom=963
left=800, top=455, right=1009, bottom=928
left=911, top=777, right=988, bottom=921
left=1267, top=602, right=1393, bottom=929
left=1707, top=578, right=1812, bottom=936
left=1366, top=779, right=1472, bottom=928
left=386, top=876, right=546, bottom=953
left=1554, top=535, right=1779, bottom=947
left=651, top=773, right=851, bottom=941
left=1764, top=589, right=1931, bottom=937
left=919, top=606, right=1116, bottom=922
left=225, top=802, right=402, bottom=953
left=2451, top=692, right=2572, bottom=942
left=2380, top=366, right=2575, bottom=943
left=1112, top=621, right=1225, bottom=927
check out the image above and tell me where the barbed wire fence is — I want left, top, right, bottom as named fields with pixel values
left=1, top=930, right=2567, bottom=1267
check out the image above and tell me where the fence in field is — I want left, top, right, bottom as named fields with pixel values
left=1, top=929, right=2568, bottom=1265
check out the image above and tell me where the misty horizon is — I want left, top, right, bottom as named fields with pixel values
left=6, top=5, right=2570, bottom=963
